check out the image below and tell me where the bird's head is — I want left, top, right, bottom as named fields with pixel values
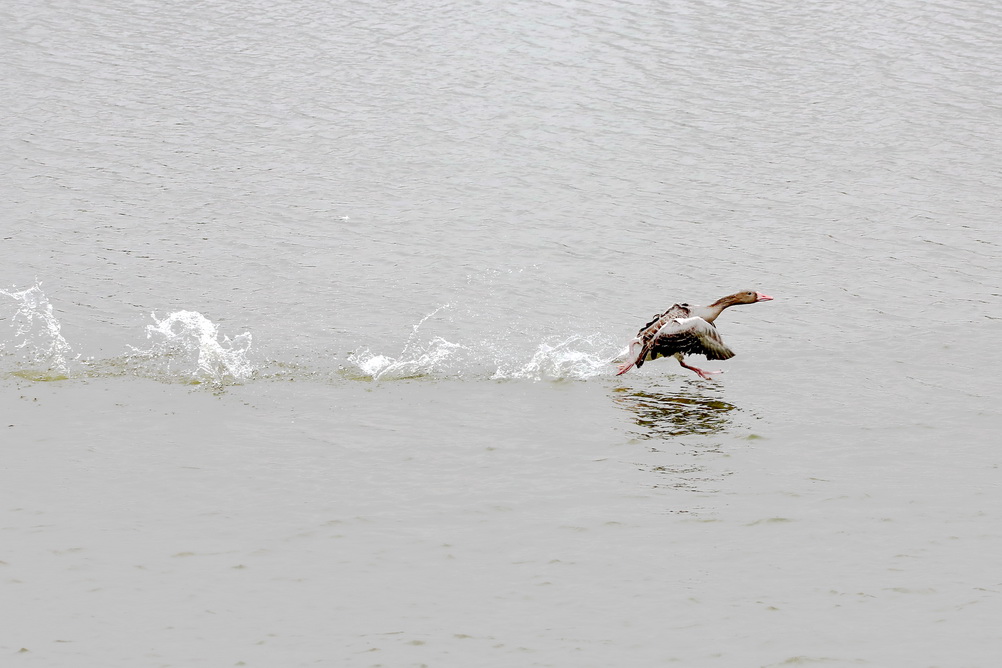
left=731, top=290, right=774, bottom=305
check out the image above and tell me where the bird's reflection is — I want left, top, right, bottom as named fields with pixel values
left=613, top=384, right=744, bottom=501
left=612, top=385, right=738, bottom=439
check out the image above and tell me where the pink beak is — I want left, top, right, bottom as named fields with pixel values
left=755, top=292, right=774, bottom=302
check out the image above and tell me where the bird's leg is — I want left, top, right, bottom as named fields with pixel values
left=677, top=357, right=723, bottom=380
left=615, top=339, right=644, bottom=375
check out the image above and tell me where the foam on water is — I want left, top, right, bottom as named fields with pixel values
left=0, top=282, right=76, bottom=378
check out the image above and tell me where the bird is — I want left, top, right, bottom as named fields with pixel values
left=615, top=290, right=773, bottom=378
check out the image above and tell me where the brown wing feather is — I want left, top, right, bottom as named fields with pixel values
left=648, top=317, right=735, bottom=362
left=633, top=304, right=690, bottom=369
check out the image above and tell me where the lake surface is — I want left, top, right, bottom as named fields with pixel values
left=3, top=0, right=1001, bottom=665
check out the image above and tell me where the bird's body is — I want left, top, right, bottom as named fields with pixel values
left=615, top=290, right=773, bottom=378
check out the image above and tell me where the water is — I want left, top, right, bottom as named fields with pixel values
left=3, top=0, right=1002, bottom=665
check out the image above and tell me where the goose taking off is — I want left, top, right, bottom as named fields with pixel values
left=615, top=290, right=773, bottom=379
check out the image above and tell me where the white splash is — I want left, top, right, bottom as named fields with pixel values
left=0, top=282, right=76, bottom=375
left=346, top=300, right=618, bottom=382
left=346, top=303, right=469, bottom=380
left=128, top=310, right=254, bottom=384
left=493, top=334, right=615, bottom=381
left=349, top=336, right=469, bottom=380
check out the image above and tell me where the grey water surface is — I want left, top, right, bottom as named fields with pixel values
left=3, top=0, right=1001, bottom=666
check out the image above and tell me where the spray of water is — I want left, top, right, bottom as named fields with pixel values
left=2, top=282, right=619, bottom=385
left=345, top=303, right=619, bottom=382
left=350, top=336, right=470, bottom=380
left=126, top=311, right=255, bottom=385
left=0, top=282, right=76, bottom=377
left=492, top=334, right=616, bottom=381
left=345, top=304, right=466, bottom=380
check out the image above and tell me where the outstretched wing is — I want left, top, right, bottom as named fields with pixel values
left=616, top=305, right=693, bottom=375
left=648, top=317, right=735, bottom=362
left=638, top=305, right=689, bottom=359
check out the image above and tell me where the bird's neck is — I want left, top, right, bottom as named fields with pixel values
left=696, top=297, right=736, bottom=324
